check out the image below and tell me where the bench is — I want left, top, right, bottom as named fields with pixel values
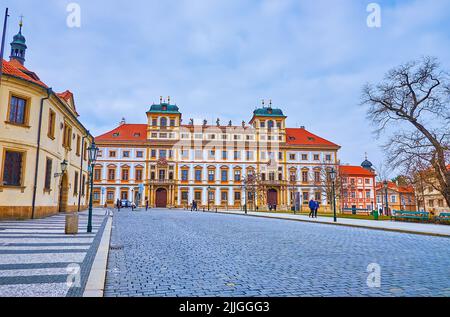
left=435, top=212, right=450, bottom=222
left=391, top=210, right=429, bottom=222
left=342, top=208, right=371, bottom=216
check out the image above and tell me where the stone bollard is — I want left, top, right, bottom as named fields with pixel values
left=65, top=213, right=79, bottom=235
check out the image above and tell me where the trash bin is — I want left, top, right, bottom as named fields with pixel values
left=65, top=214, right=79, bottom=235
left=373, top=210, right=379, bottom=221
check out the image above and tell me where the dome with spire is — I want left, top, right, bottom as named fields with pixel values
left=10, top=18, right=27, bottom=65
left=361, top=155, right=374, bottom=171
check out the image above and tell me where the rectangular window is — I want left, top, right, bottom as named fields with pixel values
left=234, top=191, right=241, bottom=202
left=181, top=170, right=189, bottom=181
left=48, top=109, right=56, bottom=139
left=123, top=151, right=130, bottom=158
left=109, top=151, right=116, bottom=158
left=302, top=171, right=309, bottom=183
left=181, top=191, right=189, bottom=201
left=74, top=171, right=79, bottom=195
left=194, top=191, right=202, bottom=201
left=94, top=168, right=101, bottom=181
left=2, top=151, right=24, bottom=186
left=107, top=191, right=114, bottom=201
left=136, top=169, right=143, bottom=181
left=195, top=170, right=202, bottom=182
left=221, top=170, right=228, bottom=182
left=303, top=192, right=309, bottom=203
left=136, top=151, right=143, bottom=158
left=159, top=150, right=167, bottom=159
left=122, top=169, right=129, bottom=181
left=246, top=151, right=254, bottom=161
left=63, top=124, right=72, bottom=149
left=208, top=170, right=215, bottom=182
left=222, top=151, right=228, bottom=160
left=289, top=154, right=296, bottom=161
left=8, top=96, right=27, bottom=125
left=76, top=135, right=81, bottom=156
left=302, top=154, right=308, bottom=161
left=108, top=169, right=115, bottom=181
left=315, top=192, right=321, bottom=201
left=234, top=151, right=241, bottom=160
left=221, top=191, right=228, bottom=202
left=314, top=154, right=320, bottom=161
left=325, top=154, right=332, bottom=161
left=44, top=158, right=52, bottom=191
left=234, top=170, right=241, bottom=182
left=314, top=171, right=320, bottom=183
left=151, top=150, right=157, bottom=158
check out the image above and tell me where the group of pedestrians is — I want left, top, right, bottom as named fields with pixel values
left=308, top=199, right=321, bottom=218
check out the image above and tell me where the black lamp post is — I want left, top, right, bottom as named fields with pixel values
left=383, top=180, right=389, bottom=216
left=87, top=141, right=99, bottom=233
left=330, top=168, right=337, bottom=223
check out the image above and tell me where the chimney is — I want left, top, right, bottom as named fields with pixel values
left=119, top=117, right=126, bottom=126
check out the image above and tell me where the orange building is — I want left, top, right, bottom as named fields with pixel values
left=376, top=182, right=416, bottom=213
left=339, top=160, right=377, bottom=212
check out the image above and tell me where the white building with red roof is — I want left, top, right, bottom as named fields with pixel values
left=0, top=21, right=93, bottom=219
left=94, top=99, right=341, bottom=211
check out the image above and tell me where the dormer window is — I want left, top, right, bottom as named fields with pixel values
left=162, top=105, right=167, bottom=111
left=112, top=133, right=120, bottom=138
left=134, top=133, right=141, bottom=138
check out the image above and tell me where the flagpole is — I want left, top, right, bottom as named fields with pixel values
left=0, top=8, right=10, bottom=85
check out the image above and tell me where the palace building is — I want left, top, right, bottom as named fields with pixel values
left=0, top=20, right=93, bottom=219
left=94, top=98, right=341, bottom=211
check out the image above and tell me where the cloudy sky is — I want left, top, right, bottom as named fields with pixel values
left=2, top=0, right=450, bottom=173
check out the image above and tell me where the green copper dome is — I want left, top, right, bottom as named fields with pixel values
left=10, top=21, right=27, bottom=65
left=253, top=107, right=286, bottom=118
left=147, top=103, right=181, bottom=114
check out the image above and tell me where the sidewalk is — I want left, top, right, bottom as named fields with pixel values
left=215, top=210, right=450, bottom=238
left=0, top=209, right=109, bottom=297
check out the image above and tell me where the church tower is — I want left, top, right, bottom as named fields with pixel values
left=10, top=17, right=27, bottom=65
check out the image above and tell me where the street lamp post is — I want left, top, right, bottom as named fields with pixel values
left=330, top=168, right=337, bottom=223
left=383, top=180, right=389, bottom=217
left=87, top=141, right=99, bottom=233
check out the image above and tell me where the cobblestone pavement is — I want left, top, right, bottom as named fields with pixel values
left=0, top=210, right=108, bottom=297
left=104, top=209, right=450, bottom=297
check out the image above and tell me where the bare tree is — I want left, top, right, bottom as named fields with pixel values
left=362, top=56, right=450, bottom=207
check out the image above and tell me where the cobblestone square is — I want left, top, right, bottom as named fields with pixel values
left=104, top=210, right=450, bottom=297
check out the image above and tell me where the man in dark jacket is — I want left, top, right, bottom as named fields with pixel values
left=309, top=199, right=315, bottom=218
left=314, top=200, right=320, bottom=218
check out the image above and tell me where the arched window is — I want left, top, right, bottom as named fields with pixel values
left=268, top=120, right=274, bottom=129
left=160, top=117, right=167, bottom=127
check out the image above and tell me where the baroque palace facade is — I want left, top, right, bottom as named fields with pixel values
left=94, top=99, right=341, bottom=211
left=0, top=21, right=93, bottom=219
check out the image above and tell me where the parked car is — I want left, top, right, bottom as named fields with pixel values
left=120, top=200, right=132, bottom=208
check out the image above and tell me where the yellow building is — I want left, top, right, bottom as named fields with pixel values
left=0, top=22, right=93, bottom=219
left=94, top=98, right=341, bottom=211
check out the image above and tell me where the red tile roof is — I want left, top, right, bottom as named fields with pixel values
left=286, top=128, right=339, bottom=148
left=1, top=59, right=48, bottom=88
left=376, top=181, right=415, bottom=193
left=56, top=90, right=73, bottom=101
left=95, top=124, right=148, bottom=142
left=339, top=165, right=376, bottom=176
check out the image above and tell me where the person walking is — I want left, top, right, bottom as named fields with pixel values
left=145, top=198, right=149, bottom=211
left=309, top=199, right=315, bottom=218
left=116, top=199, right=121, bottom=212
left=314, top=200, right=320, bottom=218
